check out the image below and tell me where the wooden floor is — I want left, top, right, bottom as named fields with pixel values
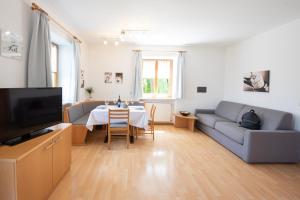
left=49, top=125, right=300, bottom=200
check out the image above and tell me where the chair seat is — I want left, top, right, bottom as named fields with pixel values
left=110, top=122, right=128, bottom=128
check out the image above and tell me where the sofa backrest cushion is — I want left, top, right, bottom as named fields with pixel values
left=215, top=101, right=245, bottom=122
left=82, top=101, right=105, bottom=114
left=237, top=105, right=293, bottom=130
left=131, top=101, right=145, bottom=106
left=68, top=104, right=84, bottom=123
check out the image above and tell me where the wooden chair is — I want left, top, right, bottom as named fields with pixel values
left=63, top=103, right=72, bottom=122
left=136, top=104, right=156, bottom=140
left=108, top=109, right=130, bottom=149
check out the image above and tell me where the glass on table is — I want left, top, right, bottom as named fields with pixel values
left=104, top=99, right=109, bottom=107
left=125, top=100, right=129, bottom=107
left=130, top=98, right=134, bottom=105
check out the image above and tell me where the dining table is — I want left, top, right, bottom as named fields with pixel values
left=86, top=105, right=148, bottom=143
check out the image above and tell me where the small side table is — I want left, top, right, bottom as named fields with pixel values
left=174, top=114, right=197, bottom=132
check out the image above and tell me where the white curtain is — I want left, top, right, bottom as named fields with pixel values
left=133, top=51, right=143, bottom=100
left=73, top=41, right=81, bottom=102
left=27, top=11, right=52, bottom=87
left=50, top=23, right=81, bottom=104
left=58, top=43, right=76, bottom=104
left=173, top=52, right=185, bottom=99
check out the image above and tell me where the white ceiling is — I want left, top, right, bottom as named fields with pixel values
left=31, top=0, right=300, bottom=45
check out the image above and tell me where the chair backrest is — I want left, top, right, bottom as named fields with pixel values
left=63, top=103, right=72, bottom=122
left=108, top=109, right=129, bottom=125
left=150, top=104, right=156, bottom=122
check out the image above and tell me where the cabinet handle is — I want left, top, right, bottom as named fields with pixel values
left=54, top=136, right=63, bottom=144
left=44, top=142, right=54, bottom=150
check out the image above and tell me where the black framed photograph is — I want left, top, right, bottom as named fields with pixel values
left=104, top=72, right=113, bottom=83
left=115, top=72, right=123, bottom=84
left=243, top=70, right=270, bottom=92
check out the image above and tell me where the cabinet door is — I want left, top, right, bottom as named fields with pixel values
left=17, top=140, right=53, bottom=200
left=53, top=128, right=71, bottom=187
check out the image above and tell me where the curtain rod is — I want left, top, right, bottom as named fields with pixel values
left=132, top=49, right=186, bottom=53
left=31, top=3, right=82, bottom=43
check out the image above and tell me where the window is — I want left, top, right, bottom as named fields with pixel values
left=142, top=59, right=173, bottom=98
left=50, top=43, right=59, bottom=87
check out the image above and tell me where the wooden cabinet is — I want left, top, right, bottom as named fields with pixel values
left=0, top=123, right=71, bottom=200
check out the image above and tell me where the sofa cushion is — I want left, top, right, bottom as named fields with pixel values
left=83, top=101, right=105, bottom=114
left=215, top=122, right=247, bottom=145
left=237, top=106, right=293, bottom=130
left=73, top=113, right=90, bottom=125
left=68, top=104, right=84, bottom=123
left=196, top=113, right=232, bottom=128
left=215, top=101, right=245, bottom=122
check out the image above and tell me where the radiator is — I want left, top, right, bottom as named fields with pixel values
left=144, top=100, right=174, bottom=123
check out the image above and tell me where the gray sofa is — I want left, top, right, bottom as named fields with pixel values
left=195, top=101, right=300, bottom=163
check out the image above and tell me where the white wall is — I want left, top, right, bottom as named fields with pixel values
left=0, top=1, right=88, bottom=102
left=175, top=45, right=225, bottom=113
left=86, top=43, right=225, bottom=113
left=86, top=43, right=135, bottom=100
left=0, top=0, right=32, bottom=88
left=224, top=19, right=300, bottom=130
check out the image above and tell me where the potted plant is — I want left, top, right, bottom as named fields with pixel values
left=85, top=87, right=94, bottom=99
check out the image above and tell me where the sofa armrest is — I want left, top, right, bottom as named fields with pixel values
left=194, top=109, right=215, bottom=116
left=243, top=130, right=300, bottom=163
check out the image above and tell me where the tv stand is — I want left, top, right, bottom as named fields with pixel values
left=3, top=128, right=53, bottom=146
left=0, top=123, right=71, bottom=200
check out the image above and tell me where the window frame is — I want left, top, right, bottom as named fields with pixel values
left=142, top=59, right=173, bottom=99
left=51, top=42, right=59, bottom=87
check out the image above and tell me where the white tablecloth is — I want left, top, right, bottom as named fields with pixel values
left=86, top=106, right=148, bottom=131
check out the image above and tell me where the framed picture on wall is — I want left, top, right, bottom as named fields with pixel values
left=115, top=72, right=123, bottom=84
left=80, top=69, right=85, bottom=88
left=0, top=30, right=23, bottom=59
left=243, top=70, right=270, bottom=92
left=104, top=72, right=112, bottom=83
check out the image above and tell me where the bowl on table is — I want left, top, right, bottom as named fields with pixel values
left=179, top=111, right=191, bottom=116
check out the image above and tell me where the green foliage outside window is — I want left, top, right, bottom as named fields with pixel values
left=143, top=78, right=169, bottom=94
left=143, top=79, right=154, bottom=93
left=157, top=79, right=169, bottom=94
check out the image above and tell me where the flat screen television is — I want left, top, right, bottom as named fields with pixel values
left=0, top=88, right=62, bottom=145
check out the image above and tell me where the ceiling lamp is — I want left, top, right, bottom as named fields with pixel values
left=100, top=30, right=150, bottom=46
left=120, top=30, right=150, bottom=43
